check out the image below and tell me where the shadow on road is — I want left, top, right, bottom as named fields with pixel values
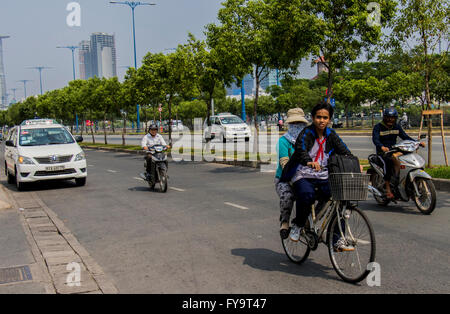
left=231, top=248, right=340, bottom=282
left=361, top=200, right=423, bottom=216
left=1, top=179, right=81, bottom=193
left=209, top=166, right=258, bottom=174
left=128, top=186, right=166, bottom=194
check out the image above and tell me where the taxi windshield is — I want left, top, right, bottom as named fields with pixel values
left=220, top=116, right=244, bottom=125
left=19, top=128, right=75, bottom=146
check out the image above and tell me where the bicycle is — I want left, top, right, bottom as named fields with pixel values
left=281, top=173, right=376, bottom=284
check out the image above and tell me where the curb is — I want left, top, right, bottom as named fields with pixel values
left=0, top=186, right=12, bottom=211
left=2, top=186, right=118, bottom=294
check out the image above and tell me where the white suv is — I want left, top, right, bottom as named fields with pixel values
left=203, top=113, right=251, bottom=143
left=4, top=119, right=87, bottom=191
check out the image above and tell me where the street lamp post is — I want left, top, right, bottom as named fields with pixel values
left=10, top=88, right=18, bottom=103
left=17, top=80, right=32, bottom=99
left=57, top=45, right=80, bottom=132
left=28, top=66, right=52, bottom=95
left=276, top=69, right=281, bottom=123
left=110, top=1, right=156, bottom=134
left=241, top=77, right=246, bottom=122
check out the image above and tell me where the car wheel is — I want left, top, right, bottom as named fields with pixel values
left=15, top=168, right=25, bottom=191
left=6, top=164, right=14, bottom=185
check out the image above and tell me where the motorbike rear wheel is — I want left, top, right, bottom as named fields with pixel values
left=413, top=178, right=436, bottom=215
left=372, top=173, right=390, bottom=206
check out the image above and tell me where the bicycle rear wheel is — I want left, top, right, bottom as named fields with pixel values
left=281, top=207, right=310, bottom=264
left=327, top=206, right=376, bottom=283
left=281, top=233, right=310, bottom=264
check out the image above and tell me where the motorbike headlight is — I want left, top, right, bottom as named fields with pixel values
left=18, top=156, right=35, bottom=165
left=397, top=145, right=416, bottom=152
left=75, top=152, right=86, bottom=161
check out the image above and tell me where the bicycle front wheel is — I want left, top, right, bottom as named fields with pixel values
left=327, top=206, right=376, bottom=283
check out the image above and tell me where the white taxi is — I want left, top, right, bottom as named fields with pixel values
left=203, top=113, right=251, bottom=143
left=4, top=119, right=87, bottom=191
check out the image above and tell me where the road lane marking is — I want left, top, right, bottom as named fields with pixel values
left=134, top=177, right=145, bottom=181
left=107, top=170, right=118, bottom=173
left=170, top=187, right=185, bottom=192
left=224, top=202, right=249, bottom=210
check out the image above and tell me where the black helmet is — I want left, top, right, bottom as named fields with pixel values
left=383, top=108, right=398, bottom=118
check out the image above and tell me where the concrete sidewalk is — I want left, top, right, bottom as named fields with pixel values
left=0, top=184, right=49, bottom=294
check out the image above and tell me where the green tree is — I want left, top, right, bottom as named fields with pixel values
left=388, top=0, right=449, bottom=166
left=311, top=0, right=396, bottom=103
left=138, top=48, right=197, bottom=145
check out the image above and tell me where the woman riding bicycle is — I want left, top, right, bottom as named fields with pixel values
left=280, top=102, right=355, bottom=251
left=275, top=108, right=309, bottom=240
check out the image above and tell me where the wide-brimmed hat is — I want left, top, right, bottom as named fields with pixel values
left=285, top=108, right=309, bottom=124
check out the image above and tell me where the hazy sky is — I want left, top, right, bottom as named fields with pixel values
left=0, top=0, right=316, bottom=101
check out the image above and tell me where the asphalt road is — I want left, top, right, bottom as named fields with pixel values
left=2, top=146, right=449, bottom=293
left=86, top=133, right=450, bottom=165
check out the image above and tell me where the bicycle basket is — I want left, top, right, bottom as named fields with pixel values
left=328, top=173, right=370, bottom=201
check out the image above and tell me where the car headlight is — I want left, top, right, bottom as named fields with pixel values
left=74, top=152, right=86, bottom=161
left=18, top=156, right=35, bottom=165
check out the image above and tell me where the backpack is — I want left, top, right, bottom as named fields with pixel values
left=328, top=154, right=361, bottom=174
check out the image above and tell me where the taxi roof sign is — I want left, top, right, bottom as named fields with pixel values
left=20, top=119, right=58, bottom=126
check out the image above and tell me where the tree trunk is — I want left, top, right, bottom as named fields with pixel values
left=168, top=96, right=173, bottom=146
left=143, top=105, right=148, bottom=132
left=122, top=113, right=127, bottom=146
left=345, top=106, right=349, bottom=128
left=90, top=124, right=95, bottom=144
left=327, top=65, right=333, bottom=104
left=254, top=76, right=260, bottom=133
left=103, top=114, right=107, bottom=145
left=207, top=91, right=213, bottom=127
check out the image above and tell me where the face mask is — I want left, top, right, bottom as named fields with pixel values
left=284, top=123, right=305, bottom=144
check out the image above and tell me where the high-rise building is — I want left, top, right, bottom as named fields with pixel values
left=226, top=74, right=254, bottom=96
left=79, top=40, right=92, bottom=80
left=90, top=33, right=117, bottom=78
left=260, top=69, right=279, bottom=91
left=79, top=33, right=117, bottom=80
left=0, top=36, right=10, bottom=110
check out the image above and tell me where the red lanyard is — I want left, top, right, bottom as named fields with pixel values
left=314, top=138, right=326, bottom=162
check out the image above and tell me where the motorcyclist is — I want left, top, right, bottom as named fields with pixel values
left=372, top=108, right=425, bottom=199
left=141, top=124, right=171, bottom=184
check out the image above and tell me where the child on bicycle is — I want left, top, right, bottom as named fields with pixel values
left=280, top=101, right=356, bottom=251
